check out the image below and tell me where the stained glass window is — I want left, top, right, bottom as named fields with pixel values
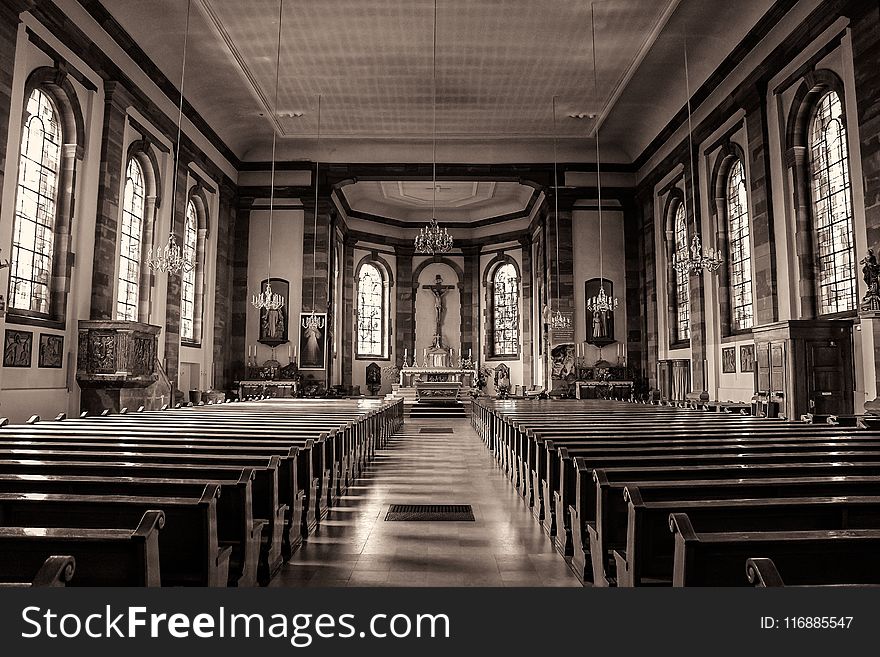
left=809, top=90, right=855, bottom=315
left=116, top=158, right=145, bottom=321
left=726, top=159, right=753, bottom=330
left=180, top=200, right=198, bottom=342
left=492, top=263, right=519, bottom=356
left=673, top=202, right=691, bottom=342
left=357, top=263, right=384, bottom=357
left=10, top=89, right=62, bottom=315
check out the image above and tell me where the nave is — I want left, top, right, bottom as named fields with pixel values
left=275, top=419, right=581, bottom=587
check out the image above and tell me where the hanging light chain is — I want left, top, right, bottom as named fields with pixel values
left=148, top=0, right=194, bottom=275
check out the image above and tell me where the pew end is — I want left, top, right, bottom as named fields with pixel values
left=746, top=558, right=785, bottom=587
left=30, top=555, right=76, bottom=587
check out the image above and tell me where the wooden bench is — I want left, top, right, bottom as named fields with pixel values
left=670, top=513, right=880, bottom=586
left=0, top=510, right=163, bottom=586
left=0, top=489, right=228, bottom=586
left=0, top=555, right=76, bottom=587
left=0, top=471, right=261, bottom=587
left=617, top=489, right=880, bottom=586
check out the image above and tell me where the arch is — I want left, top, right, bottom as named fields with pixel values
left=784, top=69, right=855, bottom=317
left=7, top=70, right=84, bottom=326
left=355, top=252, right=394, bottom=288
left=710, top=142, right=753, bottom=334
left=411, top=256, right=464, bottom=289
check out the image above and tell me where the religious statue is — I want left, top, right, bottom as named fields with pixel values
left=591, top=309, right=607, bottom=339
left=422, top=274, right=455, bottom=349
left=860, top=249, right=880, bottom=312
left=263, top=306, right=285, bottom=340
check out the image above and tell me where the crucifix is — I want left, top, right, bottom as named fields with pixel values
left=423, top=274, right=455, bottom=348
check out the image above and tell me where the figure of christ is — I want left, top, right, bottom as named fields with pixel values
left=423, top=274, right=455, bottom=348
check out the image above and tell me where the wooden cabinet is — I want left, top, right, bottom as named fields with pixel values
left=752, top=320, right=854, bottom=420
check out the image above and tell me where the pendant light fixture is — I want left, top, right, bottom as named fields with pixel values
left=549, top=95, right=572, bottom=331
left=302, top=94, right=325, bottom=332
left=148, top=0, right=194, bottom=275
left=251, top=0, right=285, bottom=311
left=673, top=29, right=723, bottom=277
left=586, top=3, right=618, bottom=316
left=414, top=0, right=453, bottom=255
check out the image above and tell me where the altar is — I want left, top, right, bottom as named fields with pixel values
left=399, top=367, right=477, bottom=388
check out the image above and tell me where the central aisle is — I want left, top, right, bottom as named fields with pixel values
left=273, top=418, right=582, bottom=587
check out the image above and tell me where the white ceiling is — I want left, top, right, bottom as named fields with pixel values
left=341, top=180, right=534, bottom=222
left=97, top=0, right=776, bottom=163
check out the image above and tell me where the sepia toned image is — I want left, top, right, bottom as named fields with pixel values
left=0, top=0, right=879, bottom=608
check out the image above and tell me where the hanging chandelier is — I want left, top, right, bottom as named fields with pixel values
left=585, top=6, right=618, bottom=319
left=147, top=0, right=194, bottom=275
left=674, top=30, right=723, bottom=277
left=547, top=95, right=571, bottom=332
left=302, top=93, right=324, bottom=327
left=415, top=218, right=453, bottom=255
left=251, top=0, right=285, bottom=311
left=414, top=0, right=453, bottom=256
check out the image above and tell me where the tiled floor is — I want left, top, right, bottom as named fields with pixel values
left=272, top=419, right=582, bottom=587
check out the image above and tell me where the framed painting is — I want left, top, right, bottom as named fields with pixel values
left=4, top=329, right=32, bottom=368
left=39, top=333, right=64, bottom=368
left=258, top=277, right=289, bottom=348
left=299, top=312, right=327, bottom=370
left=722, top=346, right=736, bottom=374
left=740, top=344, right=755, bottom=373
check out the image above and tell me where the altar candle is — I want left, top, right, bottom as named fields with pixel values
left=468, top=348, right=472, bottom=359
left=288, top=344, right=292, bottom=359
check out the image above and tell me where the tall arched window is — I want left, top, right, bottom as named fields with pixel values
left=180, top=199, right=198, bottom=342
left=9, top=88, right=62, bottom=315
left=809, top=90, right=855, bottom=315
left=357, top=262, right=384, bottom=357
left=672, top=202, right=690, bottom=342
left=492, top=262, right=519, bottom=357
left=116, top=158, right=145, bottom=321
left=726, top=159, right=753, bottom=330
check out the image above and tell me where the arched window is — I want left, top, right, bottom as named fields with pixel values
left=116, top=158, right=146, bottom=321
left=180, top=199, right=198, bottom=342
left=492, top=262, right=519, bottom=357
left=9, top=88, right=62, bottom=315
left=809, top=90, right=855, bottom=315
left=672, top=202, right=690, bottom=342
left=726, top=159, right=753, bottom=330
left=357, top=262, right=384, bottom=357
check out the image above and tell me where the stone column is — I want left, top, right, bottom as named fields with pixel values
left=342, top=235, right=356, bottom=387
left=301, top=195, right=332, bottom=384
left=518, top=234, right=533, bottom=385
left=137, top=194, right=158, bottom=321
left=460, top=245, right=481, bottom=360
left=53, top=142, right=82, bottom=320
left=848, top=0, right=880, bottom=410
left=212, top=181, right=236, bottom=390
left=686, top=157, right=709, bottom=400
left=162, top=160, right=191, bottom=390
left=229, top=198, right=252, bottom=384
left=394, top=245, right=414, bottom=366
left=90, top=81, right=135, bottom=319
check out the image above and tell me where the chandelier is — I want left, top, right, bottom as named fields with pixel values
left=414, top=0, right=453, bottom=255
left=302, top=313, right=325, bottom=330
left=586, top=5, right=618, bottom=319
left=147, top=0, right=194, bottom=275
left=252, top=279, right=284, bottom=311
left=549, top=308, right=572, bottom=330
left=674, top=233, right=723, bottom=276
left=415, top=218, right=453, bottom=255
left=251, top=0, right=285, bottom=311
left=547, top=95, right=570, bottom=332
left=675, top=30, right=723, bottom=277
left=148, top=232, right=193, bottom=274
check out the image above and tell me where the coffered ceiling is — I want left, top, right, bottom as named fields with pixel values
left=94, top=0, right=777, bottom=163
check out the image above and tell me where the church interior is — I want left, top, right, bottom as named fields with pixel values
left=0, top=0, right=879, bottom=588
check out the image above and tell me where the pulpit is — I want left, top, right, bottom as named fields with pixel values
left=76, top=320, right=169, bottom=414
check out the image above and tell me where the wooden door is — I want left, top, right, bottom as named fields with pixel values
left=806, top=340, right=849, bottom=415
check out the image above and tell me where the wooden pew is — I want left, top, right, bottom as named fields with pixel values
left=0, top=488, right=228, bottom=586
left=0, top=471, right=261, bottom=587
left=581, top=464, right=880, bottom=585
left=0, top=555, right=76, bottom=587
left=0, top=510, right=164, bottom=586
left=617, top=489, right=880, bottom=586
left=670, top=513, right=880, bottom=586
